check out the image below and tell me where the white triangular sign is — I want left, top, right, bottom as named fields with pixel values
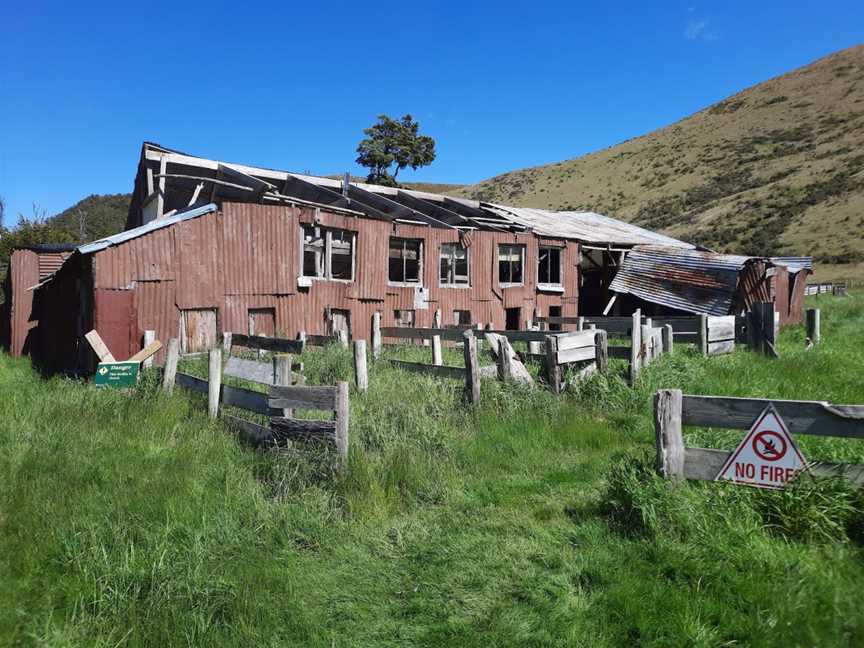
left=715, top=405, right=808, bottom=489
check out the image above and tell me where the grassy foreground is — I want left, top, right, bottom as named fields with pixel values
left=1, top=294, right=864, bottom=647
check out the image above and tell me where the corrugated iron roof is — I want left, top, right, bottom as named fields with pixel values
left=609, top=245, right=753, bottom=315
left=78, top=203, right=218, bottom=255
left=771, top=256, right=813, bottom=273
left=481, top=204, right=693, bottom=248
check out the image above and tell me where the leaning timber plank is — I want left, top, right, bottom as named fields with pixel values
left=224, top=356, right=275, bottom=385
left=707, top=340, right=735, bottom=356
left=556, top=346, right=596, bottom=365
left=683, top=447, right=864, bottom=487
left=85, top=330, right=116, bottom=363
left=608, top=346, right=630, bottom=359
left=306, top=334, right=337, bottom=346
left=486, top=330, right=549, bottom=342
left=681, top=395, right=864, bottom=438
left=269, top=385, right=338, bottom=411
left=129, top=339, right=162, bottom=364
left=555, top=330, right=597, bottom=351
left=707, top=316, right=735, bottom=343
left=222, top=384, right=271, bottom=416
left=652, top=318, right=700, bottom=334
left=231, top=333, right=304, bottom=354
left=270, top=417, right=337, bottom=445
left=222, top=414, right=274, bottom=447
left=389, top=359, right=467, bottom=380
left=176, top=372, right=208, bottom=394
left=380, top=327, right=466, bottom=342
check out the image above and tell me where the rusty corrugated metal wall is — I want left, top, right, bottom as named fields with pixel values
left=73, top=201, right=580, bottom=367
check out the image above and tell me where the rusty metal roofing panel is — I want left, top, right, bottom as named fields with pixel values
left=481, top=204, right=693, bottom=248
left=771, top=257, right=813, bottom=273
left=609, top=245, right=752, bottom=315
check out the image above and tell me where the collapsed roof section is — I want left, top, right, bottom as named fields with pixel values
left=609, top=245, right=812, bottom=316
left=128, top=142, right=693, bottom=247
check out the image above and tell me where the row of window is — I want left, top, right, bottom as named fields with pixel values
left=301, top=225, right=564, bottom=288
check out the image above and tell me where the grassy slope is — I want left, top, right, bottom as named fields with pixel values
left=457, top=45, right=864, bottom=279
left=2, top=294, right=864, bottom=646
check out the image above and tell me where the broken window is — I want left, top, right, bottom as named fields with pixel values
left=538, top=247, right=562, bottom=286
left=453, top=310, right=471, bottom=326
left=394, top=310, right=415, bottom=327
left=498, top=244, right=525, bottom=286
left=389, top=238, right=422, bottom=284
left=440, top=243, right=469, bottom=286
left=301, top=225, right=355, bottom=281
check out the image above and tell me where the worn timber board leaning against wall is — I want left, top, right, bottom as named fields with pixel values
left=654, top=389, right=864, bottom=487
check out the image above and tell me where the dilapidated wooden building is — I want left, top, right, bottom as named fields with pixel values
left=25, top=143, right=694, bottom=373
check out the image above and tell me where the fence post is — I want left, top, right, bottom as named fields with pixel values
left=528, top=340, right=542, bottom=355
left=545, top=334, right=562, bottom=394
left=534, top=307, right=543, bottom=331
left=208, top=348, right=222, bottom=419
left=696, top=314, right=708, bottom=357
left=594, top=329, right=608, bottom=374
left=353, top=340, right=368, bottom=393
left=162, top=338, right=180, bottom=394
left=662, top=324, right=673, bottom=355
left=629, top=309, right=641, bottom=385
left=753, top=302, right=779, bottom=358
left=273, top=354, right=293, bottom=417
left=433, top=308, right=442, bottom=329
left=577, top=316, right=584, bottom=331
left=462, top=329, right=481, bottom=404
left=221, top=331, right=233, bottom=356
left=654, top=388, right=684, bottom=479
left=335, top=381, right=349, bottom=470
left=806, top=308, right=821, bottom=345
left=497, top=337, right=513, bottom=381
left=431, top=334, right=443, bottom=366
left=641, top=324, right=652, bottom=367
left=371, top=312, right=382, bottom=359
left=142, top=330, right=156, bottom=369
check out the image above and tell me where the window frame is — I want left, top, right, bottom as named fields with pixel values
left=439, top=242, right=470, bottom=288
left=300, top=224, right=356, bottom=283
left=387, top=237, right=424, bottom=287
left=537, top=245, right=564, bottom=292
left=498, top=243, right=526, bottom=288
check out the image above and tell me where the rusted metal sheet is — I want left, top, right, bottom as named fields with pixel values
left=609, top=246, right=754, bottom=316
left=94, top=289, right=139, bottom=361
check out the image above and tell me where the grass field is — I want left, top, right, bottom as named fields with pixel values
left=2, top=293, right=864, bottom=647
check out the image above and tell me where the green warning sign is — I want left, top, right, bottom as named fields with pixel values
left=94, top=361, right=139, bottom=388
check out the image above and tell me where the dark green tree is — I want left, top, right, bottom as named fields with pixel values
left=355, top=114, right=436, bottom=186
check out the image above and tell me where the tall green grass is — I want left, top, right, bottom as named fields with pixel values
left=0, top=293, right=862, bottom=646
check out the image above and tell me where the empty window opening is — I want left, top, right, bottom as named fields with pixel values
left=505, top=307, right=521, bottom=331
left=389, top=238, right=423, bottom=284
left=440, top=243, right=469, bottom=286
left=538, top=247, right=562, bottom=286
left=394, top=310, right=415, bottom=327
left=453, top=310, right=472, bottom=327
left=499, top=244, right=525, bottom=286
left=548, top=305, right=562, bottom=332
left=302, top=225, right=355, bottom=281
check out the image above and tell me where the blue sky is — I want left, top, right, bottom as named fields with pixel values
left=0, top=1, right=862, bottom=221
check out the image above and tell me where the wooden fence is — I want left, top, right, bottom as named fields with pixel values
left=805, top=282, right=848, bottom=296
left=544, top=330, right=607, bottom=393
left=163, top=342, right=349, bottom=467
left=654, top=389, right=864, bottom=486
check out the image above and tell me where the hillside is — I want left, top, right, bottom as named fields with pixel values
left=48, top=193, right=131, bottom=242
left=458, top=45, right=864, bottom=276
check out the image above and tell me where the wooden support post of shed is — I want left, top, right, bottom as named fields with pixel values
left=545, top=334, right=562, bottom=394
left=629, top=309, right=641, bottom=386
left=273, top=354, right=293, bottom=417
left=142, top=330, right=155, bottom=369
left=433, top=308, right=442, bottom=329
left=371, top=312, right=382, bottom=359
left=654, top=388, right=684, bottom=479
left=577, top=316, right=585, bottom=331
left=696, top=314, right=709, bottom=357
left=354, top=340, right=368, bottom=393
left=431, top=335, right=443, bottom=366
left=208, top=348, right=222, bottom=419
left=662, top=324, right=673, bottom=355
left=806, top=308, right=821, bottom=346
left=594, top=329, right=608, bottom=374
left=462, top=330, right=481, bottom=405
left=335, top=381, right=349, bottom=470
left=156, top=155, right=166, bottom=219
left=162, top=338, right=180, bottom=395
left=534, top=307, right=543, bottom=331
